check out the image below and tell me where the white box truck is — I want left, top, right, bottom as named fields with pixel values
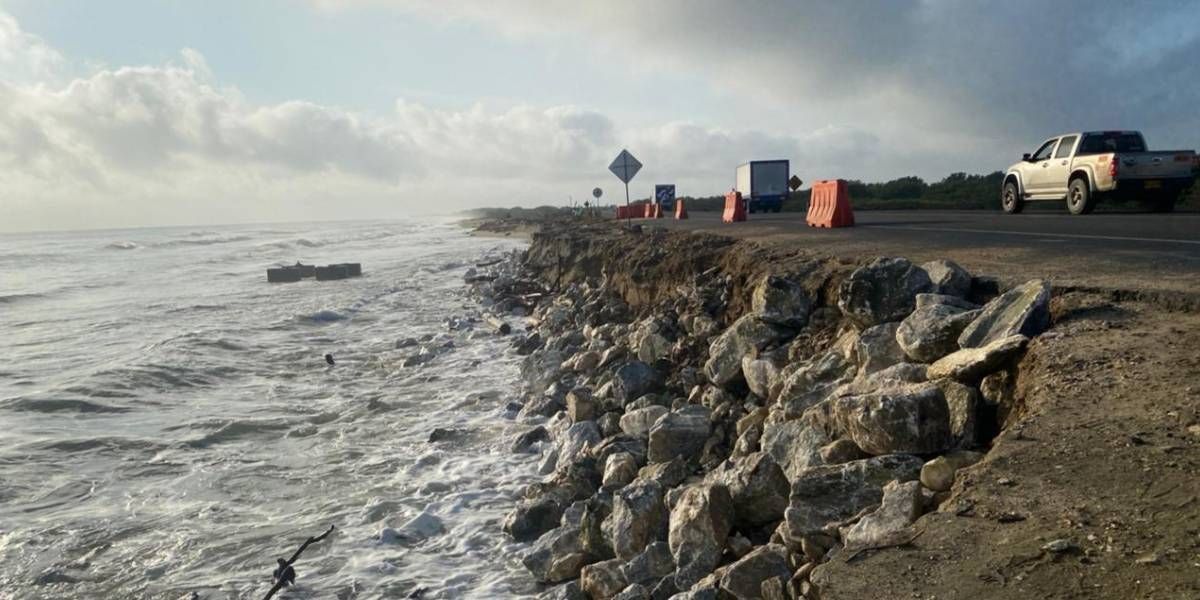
left=735, top=160, right=790, bottom=213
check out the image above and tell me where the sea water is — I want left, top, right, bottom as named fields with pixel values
left=0, top=219, right=541, bottom=599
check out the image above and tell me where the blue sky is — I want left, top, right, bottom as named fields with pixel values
left=0, top=0, right=1197, bottom=231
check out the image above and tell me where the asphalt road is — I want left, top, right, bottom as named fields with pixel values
left=651, top=210, right=1200, bottom=298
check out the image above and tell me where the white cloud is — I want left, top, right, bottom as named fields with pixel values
left=0, top=11, right=64, bottom=84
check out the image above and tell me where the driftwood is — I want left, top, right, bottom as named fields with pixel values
left=262, top=525, right=335, bottom=600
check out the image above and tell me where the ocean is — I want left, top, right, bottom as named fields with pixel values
left=0, top=219, right=540, bottom=599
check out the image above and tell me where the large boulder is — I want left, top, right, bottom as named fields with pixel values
left=638, top=458, right=690, bottom=489
left=620, top=541, right=675, bottom=588
left=621, top=406, right=670, bottom=439
left=896, top=304, right=980, bottom=363
left=567, top=387, right=597, bottom=423
left=760, top=420, right=827, bottom=481
left=668, top=484, right=734, bottom=589
left=557, top=421, right=603, bottom=471
left=608, top=481, right=668, bottom=560
left=741, top=356, right=779, bottom=399
left=581, top=558, right=629, bottom=600
left=648, top=405, right=711, bottom=463
left=840, top=480, right=923, bottom=550
left=855, top=322, right=908, bottom=376
left=919, top=259, right=972, bottom=298
left=776, top=351, right=856, bottom=419
left=707, top=452, right=790, bottom=528
left=603, top=452, right=640, bottom=489
left=928, top=335, right=1028, bottom=383
left=915, top=293, right=979, bottom=311
left=614, top=361, right=664, bottom=405
left=703, top=315, right=787, bottom=386
left=751, top=275, right=812, bottom=328
left=718, top=544, right=792, bottom=600
left=837, top=257, right=934, bottom=328
left=784, top=454, right=923, bottom=540
left=936, top=379, right=983, bottom=448
left=958, top=280, right=1051, bottom=348
left=523, top=525, right=590, bottom=583
left=505, top=494, right=568, bottom=542
left=832, top=382, right=951, bottom=455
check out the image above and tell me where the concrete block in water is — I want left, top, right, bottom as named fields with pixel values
left=295, top=263, right=317, bottom=278
left=338, top=263, right=363, bottom=277
left=267, top=267, right=303, bottom=283
left=315, top=265, right=349, bottom=281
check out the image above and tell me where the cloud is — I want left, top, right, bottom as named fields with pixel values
left=0, top=11, right=64, bottom=83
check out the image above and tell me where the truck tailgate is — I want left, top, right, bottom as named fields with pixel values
left=1118, top=151, right=1196, bottom=180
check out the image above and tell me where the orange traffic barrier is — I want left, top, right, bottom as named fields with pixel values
left=722, top=191, right=746, bottom=223
left=675, top=199, right=688, bottom=219
left=653, top=204, right=664, bottom=219
left=806, top=179, right=855, bottom=228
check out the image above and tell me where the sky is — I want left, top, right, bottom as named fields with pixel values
left=1, top=0, right=1198, bottom=232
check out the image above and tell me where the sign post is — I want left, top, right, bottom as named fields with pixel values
left=608, top=149, right=642, bottom=225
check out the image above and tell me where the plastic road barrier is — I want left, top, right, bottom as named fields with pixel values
left=806, top=179, right=855, bottom=228
left=723, top=191, right=746, bottom=223
left=675, top=199, right=688, bottom=219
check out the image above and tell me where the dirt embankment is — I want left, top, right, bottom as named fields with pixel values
left=515, top=222, right=1200, bottom=599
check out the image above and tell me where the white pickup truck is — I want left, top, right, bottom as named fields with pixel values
left=1002, top=131, right=1196, bottom=214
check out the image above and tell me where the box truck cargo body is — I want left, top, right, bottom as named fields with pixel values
left=735, top=160, right=789, bottom=213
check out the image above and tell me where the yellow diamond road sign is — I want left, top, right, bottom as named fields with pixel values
left=608, top=149, right=642, bottom=184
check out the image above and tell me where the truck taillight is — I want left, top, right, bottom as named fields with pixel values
left=1108, top=155, right=1118, bottom=178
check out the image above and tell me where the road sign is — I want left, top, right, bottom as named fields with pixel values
left=655, top=184, right=676, bottom=210
left=592, top=187, right=603, bottom=199
left=608, top=149, right=642, bottom=184
left=789, top=175, right=803, bottom=191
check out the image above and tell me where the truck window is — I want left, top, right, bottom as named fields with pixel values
left=1031, top=139, right=1058, bottom=162
left=1078, top=133, right=1146, bottom=155
left=1054, top=135, right=1077, bottom=159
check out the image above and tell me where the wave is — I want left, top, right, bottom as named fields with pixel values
left=0, top=292, right=44, bottom=305
left=306, top=309, right=347, bottom=323
left=182, top=418, right=294, bottom=448
left=2, top=397, right=131, bottom=414
left=104, top=241, right=140, bottom=250
left=153, top=235, right=252, bottom=248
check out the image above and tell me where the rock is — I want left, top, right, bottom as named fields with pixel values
left=928, top=335, right=1029, bottom=383
left=523, top=525, right=590, bottom=583
left=855, top=322, right=908, bottom=376
left=726, top=533, right=754, bottom=558
left=591, top=435, right=649, bottom=469
left=621, top=541, right=675, bottom=587
left=581, top=558, right=629, bottom=600
left=638, top=458, right=689, bottom=489
left=751, top=275, right=812, bottom=328
left=614, top=361, right=664, bottom=405
left=573, top=350, right=602, bottom=373
left=621, top=406, right=670, bottom=439
left=648, top=405, right=711, bottom=463
left=604, top=452, right=640, bottom=489
left=819, top=438, right=868, bottom=464
left=703, top=315, right=787, bottom=386
left=760, top=420, right=827, bottom=481
left=613, top=584, right=650, bottom=600
left=567, top=388, right=597, bottom=423
left=837, top=257, right=934, bottom=329
left=784, top=454, right=924, bottom=539
left=638, top=333, right=672, bottom=364
left=707, top=452, right=790, bottom=527
left=506, top=495, right=567, bottom=542
left=736, top=407, right=768, bottom=437
left=719, top=544, right=791, bottom=600
left=776, top=351, right=856, bottom=419
left=741, top=356, right=779, bottom=399
left=920, top=260, right=972, bottom=298
left=936, top=379, right=982, bottom=447
left=958, top=280, right=1051, bottom=348
left=760, top=576, right=788, bottom=600
left=608, top=481, right=668, bottom=560
left=540, top=580, right=587, bottom=600
left=668, top=484, right=734, bottom=589
left=580, top=493, right=616, bottom=561
left=599, top=412, right=623, bottom=437
left=512, top=425, right=550, bottom=453
left=520, top=393, right=566, bottom=419
left=832, top=382, right=951, bottom=455
left=915, top=293, right=979, bottom=310
left=558, top=421, right=603, bottom=471
left=841, top=480, right=922, bottom=549
left=895, top=304, right=980, bottom=363
left=919, top=450, right=984, bottom=492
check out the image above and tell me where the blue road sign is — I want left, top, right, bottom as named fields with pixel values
left=655, top=184, right=676, bottom=210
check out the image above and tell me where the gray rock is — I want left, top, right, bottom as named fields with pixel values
left=928, top=335, right=1029, bottom=382
left=838, top=257, right=934, bottom=328
left=512, top=425, right=550, bottom=453
left=520, top=393, right=566, bottom=419
left=703, top=315, right=787, bottom=386
left=599, top=412, right=623, bottom=438
left=614, top=361, right=664, bottom=405
left=958, top=280, right=1051, bottom=348
left=506, top=495, right=568, bottom=542
left=751, top=275, right=812, bottom=328
left=855, top=322, right=908, bottom=376
left=523, top=525, right=590, bottom=583
left=604, top=452, right=640, bottom=489
left=539, top=580, right=587, bottom=600
left=638, top=458, right=690, bottom=489
left=760, top=420, right=827, bottom=481
left=666, top=590, right=718, bottom=600
left=707, top=452, right=790, bottom=527
left=919, top=450, right=984, bottom=492
left=668, top=484, right=734, bottom=589
left=648, top=405, right=711, bottom=463
left=896, top=304, right=980, bottom=363
left=621, top=406, right=670, bottom=439
left=818, top=438, right=868, bottom=464
left=936, top=379, right=982, bottom=448
left=784, top=454, right=923, bottom=540
left=613, top=584, right=650, bottom=600
left=832, top=382, right=951, bottom=455
left=776, top=351, right=856, bottom=419
left=608, top=481, right=668, bottom=560
left=915, top=292, right=980, bottom=310
left=637, top=333, right=672, bottom=364
left=582, top=558, right=629, bottom=600
left=591, top=435, right=648, bottom=469
left=741, top=356, right=778, bottom=399
left=621, top=541, right=675, bottom=587
left=718, top=544, right=791, bottom=600
left=567, top=388, right=597, bottom=423
left=920, top=259, right=972, bottom=298
left=840, top=480, right=923, bottom=550
left=558, top=421, right=603, bottom=472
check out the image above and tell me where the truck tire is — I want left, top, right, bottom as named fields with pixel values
left=1067, top=177, right=1096, bottom=215
left=1002, top=180, right=1024, bottom=214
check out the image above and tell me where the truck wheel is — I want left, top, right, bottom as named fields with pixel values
left=1001, top=180, right=1024, bottom=214
left=1067, top=177, right=1095, bottom=215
